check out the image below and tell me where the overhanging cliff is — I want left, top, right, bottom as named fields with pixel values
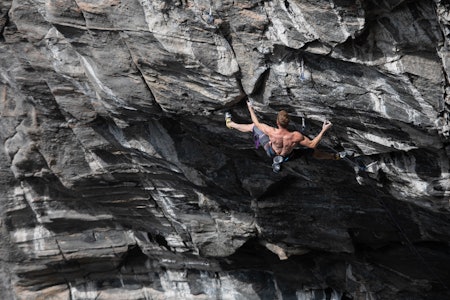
left=0, top=0, right=449, bottom=299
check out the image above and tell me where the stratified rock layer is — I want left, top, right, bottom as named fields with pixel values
left=0, top=0, right=449, bottom=299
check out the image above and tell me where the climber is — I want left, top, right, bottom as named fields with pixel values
left=225, top=100, right=342, bottom=172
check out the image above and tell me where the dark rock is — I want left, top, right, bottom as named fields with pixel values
left=0, top=0, right=449, bottom=299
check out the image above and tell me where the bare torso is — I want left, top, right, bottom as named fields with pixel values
left=246, top=103, right=331, bottom=156
left=267, top=128, right=304, bottom=156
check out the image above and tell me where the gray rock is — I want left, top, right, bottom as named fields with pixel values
left=0, top=0, right=449, bottom=299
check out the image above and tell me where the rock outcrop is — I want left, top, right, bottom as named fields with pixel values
left=0, top=0, right=449, bottom=299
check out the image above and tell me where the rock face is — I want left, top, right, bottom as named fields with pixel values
left=0, top=0, right=449, bottom=299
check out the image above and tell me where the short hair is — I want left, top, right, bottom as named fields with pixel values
left=277, top=110, right=290, bottom=128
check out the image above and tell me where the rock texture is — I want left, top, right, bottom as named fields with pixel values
left=0, top=0, right=449, bottom=299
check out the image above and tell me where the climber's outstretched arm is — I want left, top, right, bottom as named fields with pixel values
left=247, top=101, right=273, bottom=135
left=299, top=120, right=332, bottom=149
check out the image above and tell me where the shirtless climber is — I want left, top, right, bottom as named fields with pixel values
left=225, top=100, right=342, bottom=172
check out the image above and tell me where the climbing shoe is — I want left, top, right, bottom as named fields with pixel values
left=335, top=150, right=355, bottom=160
left=225, top=112, right=232, bottom=129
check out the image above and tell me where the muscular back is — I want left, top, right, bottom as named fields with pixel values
left=247, top=103, right=330, bottom=156
left=266, top=127, right=304, bottom=156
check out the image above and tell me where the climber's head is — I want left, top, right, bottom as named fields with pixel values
left=277, top=110, right=290, bottom=129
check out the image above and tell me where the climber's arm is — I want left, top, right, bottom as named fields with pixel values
left=247, top=101, right=273, bottom=135
left=298, top=120, right=332, bottom=149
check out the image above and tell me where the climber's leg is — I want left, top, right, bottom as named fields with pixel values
left=225, top=112, right=254, bottom=132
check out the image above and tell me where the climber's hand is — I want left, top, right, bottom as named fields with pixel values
left=322, top=120, right=332, bottom=131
